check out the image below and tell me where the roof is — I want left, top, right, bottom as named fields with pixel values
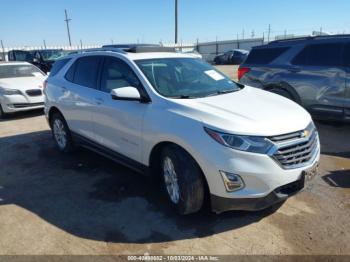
left=267, top=34, right=350, bottom=46
left=64, top=47, right=195, bottom=61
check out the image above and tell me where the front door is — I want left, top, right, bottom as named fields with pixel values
left=92, top=56, right=148, bottom=162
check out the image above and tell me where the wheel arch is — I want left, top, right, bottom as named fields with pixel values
left=48, top=106, right=64, bottom=127
left=264, top=82, right=302, bottom=104
left=148, top=141, right=210, bottom=197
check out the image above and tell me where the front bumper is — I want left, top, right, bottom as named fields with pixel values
left=0, top=94, right=44, bottom=113
left=211, top=174, right=306, bottom=213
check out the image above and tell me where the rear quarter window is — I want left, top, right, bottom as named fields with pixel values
left=244, top=47, right=289, bottom=65
left=292, top=43, right=343, bottom=67
left=49, top=58, right=71, bottom=77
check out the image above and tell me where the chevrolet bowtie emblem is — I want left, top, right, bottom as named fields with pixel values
left=302, top=130, right=309, bottom=137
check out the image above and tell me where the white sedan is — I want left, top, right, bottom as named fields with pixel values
left=0, top=62, right=46, bottom=118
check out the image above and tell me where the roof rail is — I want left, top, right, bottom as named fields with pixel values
left=269, top=34, right=350, bottom=45
left=72, top=47, right=127, bottom=54
left=127, top=46, right=176, bottom=53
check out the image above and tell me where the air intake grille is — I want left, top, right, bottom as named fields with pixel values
left=269, top=123, right=319, bottom=169
left=26, top=89, right=42, bottom=96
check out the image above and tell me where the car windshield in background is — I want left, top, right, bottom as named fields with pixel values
left=40, top=50, right=66, bottom=61
left=0, top=65, right=45, bottom=78
left=135, top=58, right=240, bottom=98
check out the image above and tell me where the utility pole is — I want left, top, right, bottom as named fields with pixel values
left=80, top=39, right=83, bottom=50
left=284, top=30, right=287, bottom=39
left=242, top=29, right=245, bottom=39
left=43, top=40, right=47, bottom=49
left=1, top=40, right=5, bottom=61
left=267, top=24, right=271, bottom=43
left=64, top=9, right=72, bottom=46
left=175, top=0, right=178, bottom=44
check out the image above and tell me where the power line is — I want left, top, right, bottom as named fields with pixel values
left=64, top=9, right=72, bottom=46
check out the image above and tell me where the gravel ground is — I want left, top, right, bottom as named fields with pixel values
left=0, top=65, right=349, bottom=255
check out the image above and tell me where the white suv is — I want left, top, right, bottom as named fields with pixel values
left=44, top=47, right=320, bottom=215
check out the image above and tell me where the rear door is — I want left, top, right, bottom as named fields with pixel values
left=61, top=55, right=103, bottom=141
left=289, top=42, right=346, bottom=117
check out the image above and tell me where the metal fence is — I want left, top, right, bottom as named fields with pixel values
left=196, top=38, right=264, bottom=62
left=0, top=38, right=265, bottom=62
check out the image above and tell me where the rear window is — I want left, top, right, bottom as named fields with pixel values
left=292, top=43, right=343, bottom=67
left=49, top=58, right=71, bottom=77
left=65, top=56, right=102, bottom=89
left=244, top=47, right=289, bottom=64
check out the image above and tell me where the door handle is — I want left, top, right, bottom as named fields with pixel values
left=288, top=66, right=301, bottom=73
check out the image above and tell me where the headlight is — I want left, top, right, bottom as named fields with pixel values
left=0, top=87, right=22, bottom=96
left=204, top=127, right=275, bottom=154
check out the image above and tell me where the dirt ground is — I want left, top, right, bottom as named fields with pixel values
left=0, top=66, right=349, bottom=255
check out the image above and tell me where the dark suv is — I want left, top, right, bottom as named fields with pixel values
left=239, top=35, right=350, bottom=121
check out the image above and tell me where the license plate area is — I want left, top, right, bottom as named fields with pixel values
left=303, top=162, right=319, bottom=182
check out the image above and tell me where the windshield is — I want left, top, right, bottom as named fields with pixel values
left=39, top=50, right=66, bottom=61
left=0, top=65, right=45, bottom=78
left=135, top=58, right=240, bottom=98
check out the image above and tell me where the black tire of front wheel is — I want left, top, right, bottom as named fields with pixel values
left=160, top=145, right=205, bottom=215
left=50, top=112, right=75, bottom=153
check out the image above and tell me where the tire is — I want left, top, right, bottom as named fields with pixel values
left=269, top=88, right=295, bottom=101
left=50, top=112, right=74, bottom=153
left=160, top=145, right=205, bottom=215
left=0, top=105, right=6, bottom=119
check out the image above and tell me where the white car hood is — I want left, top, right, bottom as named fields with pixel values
left=172, top=86, right=312, bottom=136
left=0, top=76, right=46, bottom=91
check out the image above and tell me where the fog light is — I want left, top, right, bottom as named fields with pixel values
left=220, top=171, right=244, bottom=192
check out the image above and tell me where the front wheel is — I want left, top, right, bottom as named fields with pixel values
left=269, top=88, right=295, bottom=101
left=160, top=145, right=205, bottom=215
left=0, top=104, right=7, bottom=119
left=50, top=112, right=74, bottom=153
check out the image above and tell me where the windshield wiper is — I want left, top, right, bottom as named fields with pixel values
left=202, top=89, right=236, bottom=97
left=169, top=95, right=194, bottom=99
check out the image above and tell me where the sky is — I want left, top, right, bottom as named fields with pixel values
left=1, top=0, right=350, bottom=47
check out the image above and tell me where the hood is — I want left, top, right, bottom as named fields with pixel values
left=171, top=86, right=312, bottom=136
left=0, top=76, right=46, bottom=91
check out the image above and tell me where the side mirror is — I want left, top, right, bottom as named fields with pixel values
left=111, top=86, right=141, bottom=101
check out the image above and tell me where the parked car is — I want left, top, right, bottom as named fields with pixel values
left=45, top=47, right=320, bottom=215
left=8, top=49, right=66, bottom=74
left=8, top=50, right=35, bottom=63
left=214, top=49, right=248, bottom=65
left=31, top=49, right=67, bottom=73
left=239, top=35, right=350, bottom=121
left=0, top=62, right=46, bottom=118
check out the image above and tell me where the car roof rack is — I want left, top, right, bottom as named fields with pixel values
left=70, top=46, right=176, bottom=55
left=126, top=46, right=176, bottom=53
left=268, top=34, right=350, bottom=45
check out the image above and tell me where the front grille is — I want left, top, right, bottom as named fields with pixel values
left=269, top=123, right=319, bottom=169
left=12, top=102, right=44, bottom=108
left=26, top=89, right=42, bottom=96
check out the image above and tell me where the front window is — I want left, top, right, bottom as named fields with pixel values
left=39, top=50, right=66, bottom=61
left=135, top=58, right=241, bottom=98
left=0, top=64, right=45, bottom=78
